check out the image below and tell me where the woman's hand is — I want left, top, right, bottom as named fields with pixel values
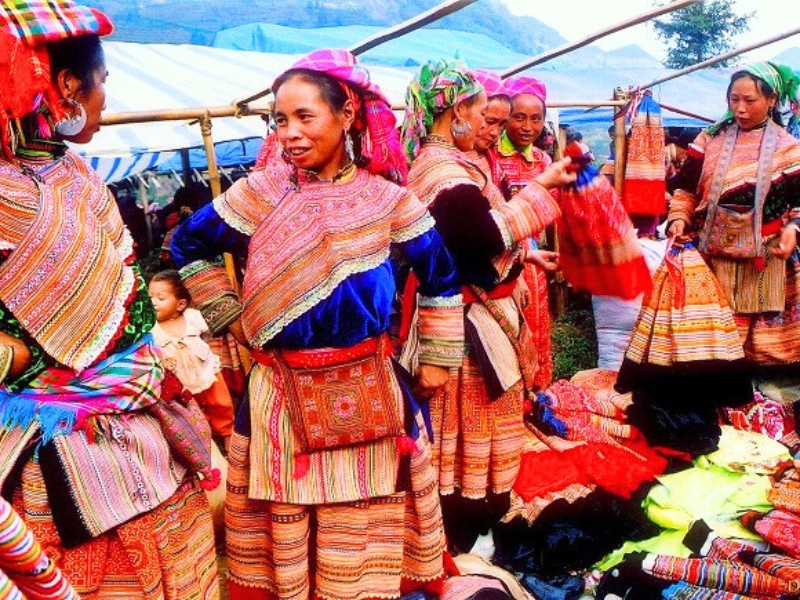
left=514, top=277, right=531, bottom=309
left=413, top=364, right=450, bottom=400
left=667, top=219, right=689, bottom=241
left=0, top=332, right=32, bottom=378
left=771, top=225, right=799, bottom=261
left=527, top=249, right=560, bottom=272
left=534, top=158, right=578, bottom=189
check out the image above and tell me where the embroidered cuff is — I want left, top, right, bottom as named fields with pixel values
left=0, top=345, right=13, bottom=383
left=417, top=294, right=464, bottom=368
left=180, top=260, right=242, bottom=336
left=668, top=189, right=697, bottom=228
left=491, top=182, right=560, bottom=249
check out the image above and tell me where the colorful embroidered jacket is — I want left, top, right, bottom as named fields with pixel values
left=172, top=164, right=464, bottom=364
left=0, top=151, right=190, bottom=548
left=407, top=138, right=560, bottom=290
left=669, top=124, right=800, bottom=230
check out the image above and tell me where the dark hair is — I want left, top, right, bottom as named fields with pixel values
left=487, top=93, right=512, bottom=108
left=727, top=71, right=783, bottom=126
left=151, top=270, right=192, bottom=304
left=48, top=34, right=105, bottom=93
left=273, top=68, right=369, bottom=168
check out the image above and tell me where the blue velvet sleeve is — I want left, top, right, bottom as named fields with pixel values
left=170, top=203, right=250, bottom=268
left=397, top=227, right=462, bottom=298
left=276, top=228, right=459, bottom=349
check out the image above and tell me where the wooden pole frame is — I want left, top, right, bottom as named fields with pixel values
left=639, top=26, right=800, bottom=91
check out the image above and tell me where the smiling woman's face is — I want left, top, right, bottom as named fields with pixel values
left=273, top=76, right=350, bottom=180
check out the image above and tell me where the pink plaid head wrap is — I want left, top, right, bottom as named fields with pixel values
left=472, top=69, right=507, bottom=99
left=504, top=75, right=547, bottom=105
left=273, top=48, right=407, bottom=185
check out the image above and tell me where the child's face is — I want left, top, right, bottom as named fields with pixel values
left=148, top=280, right=186, bottom=322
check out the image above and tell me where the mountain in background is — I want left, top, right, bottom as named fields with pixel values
left=91, top=0, right=566, bottom=55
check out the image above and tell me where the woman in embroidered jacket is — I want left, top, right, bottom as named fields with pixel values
left=493, top=75, right=559, bottom=391
left=668, top=62, right=800, bottom=368
left=171, top=49, right=464, bottom=600
left=0, top=1, right=219, bottom=598
left=400, top=59, right=575, bottom=555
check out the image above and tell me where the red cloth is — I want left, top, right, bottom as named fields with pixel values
left=557, top=149, right=652, bottom=300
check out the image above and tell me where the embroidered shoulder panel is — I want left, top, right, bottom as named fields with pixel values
left=241, top=169, right=426, bottom=347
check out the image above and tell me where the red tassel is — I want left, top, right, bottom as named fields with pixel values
left=523, top=399, right=534, bottom=415
left=293, top=453, right=311, bottom=479
left=199, top=468, right=222, bottom=491
left=755, top=256, right=766, bottom=272
left=397, top=435, right=416, bottom=456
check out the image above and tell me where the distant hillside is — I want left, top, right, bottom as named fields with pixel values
left=90, top=0, right=566, bottom=56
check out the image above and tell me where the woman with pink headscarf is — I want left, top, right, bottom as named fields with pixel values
left=400, top=59, right=575, bottom=556
left=172, top=49, right=465, bottom=599
left=495, top=75, right=559, bottom=389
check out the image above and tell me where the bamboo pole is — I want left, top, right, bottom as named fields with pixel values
left=500, top=0, right=701, bottom=79
left=658, top=102, right=714, bottom=124
left=198, top=113, right=221, bottom=198
left=639, top=26, right=800, bottom=91
left=100, top=103, right=268, bottom=126
left=350, top=0, right=479, bottom=55
left=612, top=88, right=628, bottom=198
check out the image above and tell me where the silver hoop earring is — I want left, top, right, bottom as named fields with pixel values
left=344, top=130, right=355, bottom=161
left=450, top=117, right=472, bottom=140
left=54, top=99, right=87, bottom=136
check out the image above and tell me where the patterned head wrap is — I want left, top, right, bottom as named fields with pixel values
left=0, top=0, right=113, bottom=159
left=401, top=58, right=483, bottom=162
left=504, top=75, right=547, bottom=105
left=708, top=61, right=800, bottom=136
left=472, top=68, right=507, bottom=99
left=273, top=48, right=408, bottom=185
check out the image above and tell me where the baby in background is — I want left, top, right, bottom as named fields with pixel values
left=149, top=270, right=234, bottom=450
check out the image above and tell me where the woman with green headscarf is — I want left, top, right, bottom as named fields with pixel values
left=668, top=61, right=800, bottom=370
left=399, top=58, right=575, bottom=556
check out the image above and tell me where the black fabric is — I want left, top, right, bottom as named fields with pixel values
left=596, top=553, right=671, bottom=600
left=492, top=489, right=659, bottom=578
left=428, top=184, right=520, bottom=291
left=440, top=489, right=510, bottom=554
left=615, top=358, right=754, bottom=455
left=38, top=442, right=94, bottom=548
left=682, top=519, right=715, bottom=556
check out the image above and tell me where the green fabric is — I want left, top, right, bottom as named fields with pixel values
left=596, top=530, right=691, bottom=571
left=497, top=130, right=534, bottom=162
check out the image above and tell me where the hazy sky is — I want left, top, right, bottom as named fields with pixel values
left=498, top=0, right=799, bottom=62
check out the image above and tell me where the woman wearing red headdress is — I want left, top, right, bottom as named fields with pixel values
left=172, top=49, right=465, bottom=599
left=0, top=1, right=219, bottom=597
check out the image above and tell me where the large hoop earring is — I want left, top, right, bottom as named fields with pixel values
left=344, top=130, right=355, bottom=162
left=54, top=98, right=87, bottom=136
left=450, top=117, right=472, bottom=140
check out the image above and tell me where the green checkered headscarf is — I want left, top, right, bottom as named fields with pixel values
left=401, top=58, right=482, bottom=162
left=707, top=61, right=800, bottom=135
